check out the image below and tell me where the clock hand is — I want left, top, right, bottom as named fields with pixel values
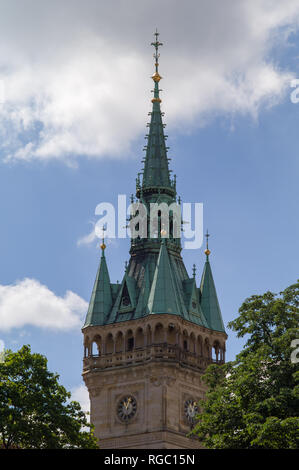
left=124, top=397, right=132, bottom=410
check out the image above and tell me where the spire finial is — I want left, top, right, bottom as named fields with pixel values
left=205, top=229, right=211, bottom=259
left=151, top=29, right=163, bottom=74
left=151, top=29, right=163, bottom=102
left=100, top=226, right=106, bottom=253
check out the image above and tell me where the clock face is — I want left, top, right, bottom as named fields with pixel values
left=184, top=399, right=198, bottom=424
left=117, top=395, right=137, bottom=422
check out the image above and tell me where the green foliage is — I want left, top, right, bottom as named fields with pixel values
left=0, top=345, right=98, bottom=449
left=192, top=280, right=299, bottom=449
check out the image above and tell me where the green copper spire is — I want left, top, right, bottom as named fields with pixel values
left=83, top=34, right=225, bottom=336
left=148, top=240, right=181, bottom=315
left=84, top=242, right=112, bottom=327
left=139, top=30, right=175, bottom=197
left=199, top=233, right=225, bottom=333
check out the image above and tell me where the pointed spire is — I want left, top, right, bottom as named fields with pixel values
left=84, top=35, right=225, bottom=335
left=83, top=242, right=112, bottom=327
left=199, top=233, right=225, bottom=333
left=148, top=241, right=181, bottom=315
left=139, top=30, right=174, bottom=197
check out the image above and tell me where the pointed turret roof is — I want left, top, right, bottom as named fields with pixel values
left=199, top=234, right=225, bottom=333
left=148, top=240, right=181, bottom=315
left=84, top=246, right=112, bottom=327
left=183, top=277, right=209, bottom=328
left=138, top=30, right=175, bottom=198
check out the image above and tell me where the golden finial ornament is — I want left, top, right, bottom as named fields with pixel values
left=152, top=71, right=162, bottom=83
left=151, top=97, right=162, bottom=103
left=205, top=230, right=211, bottom=257
left=100, top=227, right=106, bottom=252
left=151, top=29, right=163, bottom=103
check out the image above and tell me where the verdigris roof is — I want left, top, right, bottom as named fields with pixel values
left=83, top=32, right=225, bottom=334
left=84, top=250, right=112, bottom=327
left=84, top=240, right=212, bottom=329
left=199, top=258, right=225, bottom=333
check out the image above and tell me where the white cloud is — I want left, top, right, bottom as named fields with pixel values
left=0, top=0, right=299, bottom=163
left=71, top=384, right=90, bottom=415
left=77, top=221, right=97, bottom=247
left=0, top=278, right=88, bottom=331
left=77, top=230, right=97, bottom=247
left=77, top=220, right=121, bottom=248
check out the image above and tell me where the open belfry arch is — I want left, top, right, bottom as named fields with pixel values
left=82, top=31, right=227, bottom=449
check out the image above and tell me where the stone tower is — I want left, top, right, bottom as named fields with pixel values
left=82, top=32, right=227, bottom=449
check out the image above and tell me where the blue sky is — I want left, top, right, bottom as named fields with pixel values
left=0, top=0, right=299, bottom=409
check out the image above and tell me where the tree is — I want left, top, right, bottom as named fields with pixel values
left=0, top=345, right=98, bottom=449
left=192, top=280, right=299, bottom=449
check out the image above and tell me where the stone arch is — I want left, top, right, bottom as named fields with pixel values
left=212, top=340, right=220, bottom=361
left=197, top=335, right=203, bottom=356
left=115, top=331, right=124, bottom=353
left=135, top=327, right=144, bottom=348
left=167, top=322, right=177, bottom=345
left=91, top=334, right=102, bottom=356
left=204, top=337, right=211, bottom=359
left=105, top=332, right=114, bottom=354
left=220, top=342, right=226, bottom=362
left=153, top=323, right=164, bottom=344
left=213, top=340, right=225, bottom=362
left=182, top=329, right=189, bottom=351
left=126, top=329, right=134, bottom=352
left=84, top=335, right=90, bottom=357
left=189, top=332, right=196, bottom=354
left=145, top=324, right=152, bottom=346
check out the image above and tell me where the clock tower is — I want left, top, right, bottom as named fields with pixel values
left=82, top=31, right=227, bottom=449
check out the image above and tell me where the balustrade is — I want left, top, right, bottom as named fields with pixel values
left=83, top=342, right=224, bottom=372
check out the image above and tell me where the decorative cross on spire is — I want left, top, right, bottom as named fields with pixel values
left=205, top=229, right=211, bottom=259
left=100, top=226, right=107, bottom=252
left=151, top=29, right=163, bottom=104
left=151, top=29, right=163, bottom=75
left=205, top=230, right=210, bottom=249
